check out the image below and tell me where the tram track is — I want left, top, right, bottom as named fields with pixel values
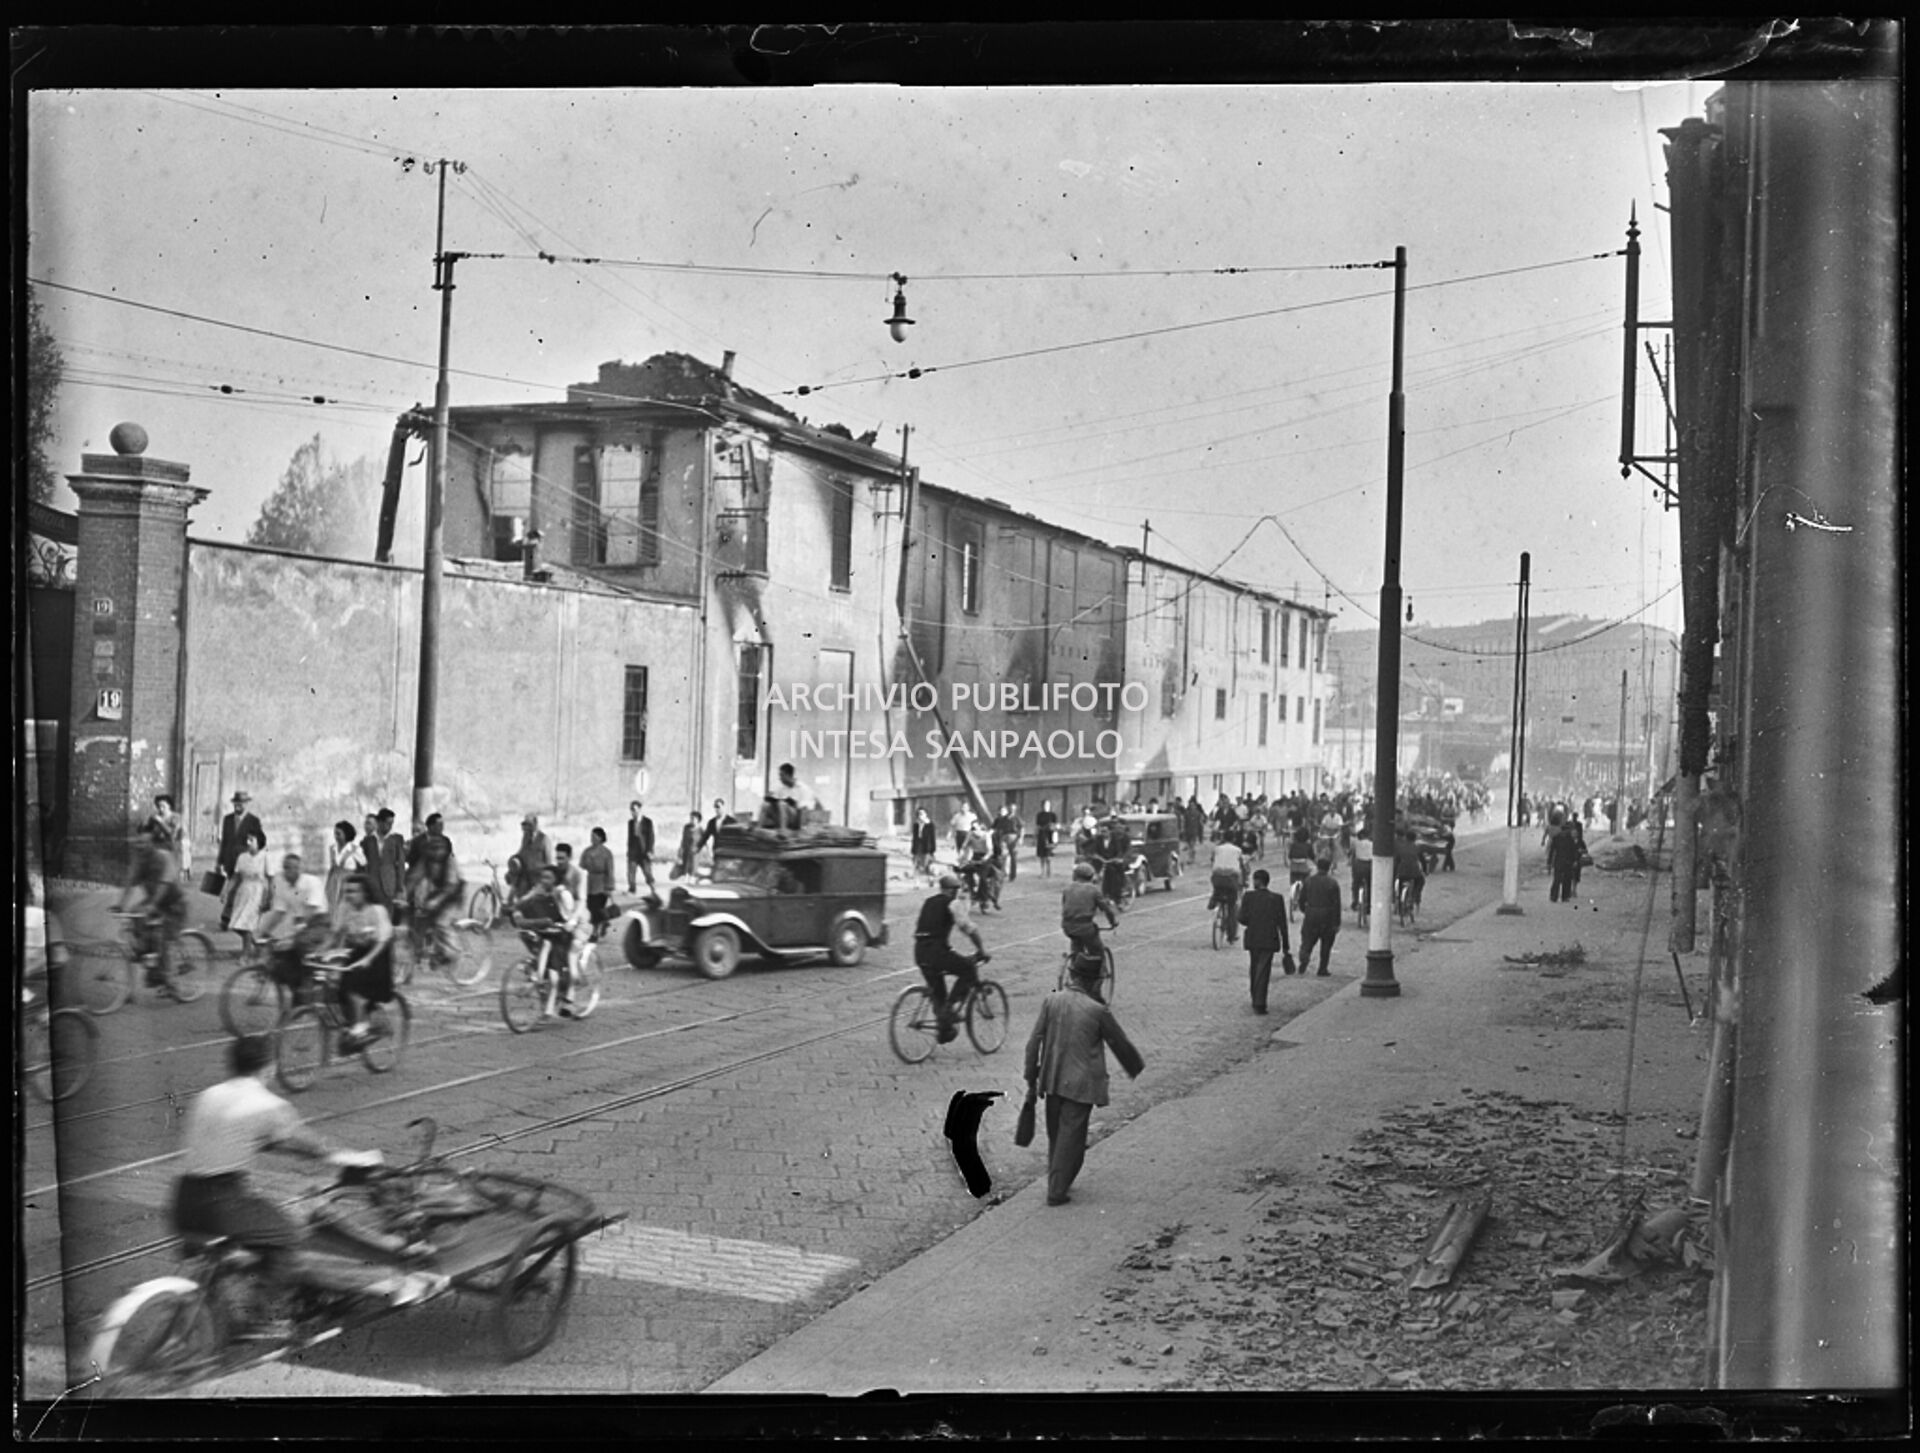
left=26, top=883, right=1219, bottom=1298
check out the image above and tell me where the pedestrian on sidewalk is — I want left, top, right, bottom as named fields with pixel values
left=1236, top=868, right=1292, bottom=1012
left=1023, top=954, right=1146, bottom=1206
left=910, top=808, right=937, bottom=879
left=1546, top=810, right=1580, bottom=904
left=1297, top=857, right=1343, bottom=976
left=626, top=801, right=657, bottom=895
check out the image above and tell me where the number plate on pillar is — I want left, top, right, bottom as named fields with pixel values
left=97, top=688, right=125, bottom=721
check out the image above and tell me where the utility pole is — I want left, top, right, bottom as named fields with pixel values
left=1363, top=246, right=1407, bottom=999
left=1612, top=669, right=1629, bottom=837
left=1499, top=551, right=1530, bottom=913
left=412, top=158, right=465, bottom=835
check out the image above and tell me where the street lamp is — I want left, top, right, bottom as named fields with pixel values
left=884, top=274, right=915, bottom=343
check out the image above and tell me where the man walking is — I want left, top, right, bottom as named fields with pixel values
left=625, top=801, right=657, bottom=895
left=1297, top=857, right=1343, bottom=976
left=1546, top=810, right=1580, bottom=905
left=368, top=808, right=408, bottom=913
left=1236, top=868, right=1291, bottom=1013
left=1022, top=955, right=1146, bottom=1206
left=513, top=814, right=552, bottom=897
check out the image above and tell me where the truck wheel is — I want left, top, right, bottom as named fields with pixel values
left=828, top=920, right=869, bottom=967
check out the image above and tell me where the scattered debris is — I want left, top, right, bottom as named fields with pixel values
left=1407, top=1190, right=1493, bottom=1290
left=1503, top=945, right=1589, bottom=968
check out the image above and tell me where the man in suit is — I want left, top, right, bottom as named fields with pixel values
left=1022, top=954, right=1146, bottom=1206
left=1296, top=857, right=1344, bottom=976
left=369, top=807, right=408, bottom=913
left=625, top=800, right=657, bottom=894
left=218, top=791, right=264, bottom=878
left=1236, top=867, right=1292, bottom=1014
left=217, top=791, right=265, bottom=927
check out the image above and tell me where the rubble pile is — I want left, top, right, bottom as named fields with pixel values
left=1078, top=1089, right=1709, bottom=1391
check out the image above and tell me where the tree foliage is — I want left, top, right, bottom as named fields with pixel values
left=26, top=288, right=66, bottom=503
left=247, top=434, right=381, bottom=557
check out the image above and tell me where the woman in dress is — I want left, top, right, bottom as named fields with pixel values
left=224, top=830, right=268, bottom=959
left=326, top=819, right=365, bottom=911
left=1033, top=799, right=1059, bottom=877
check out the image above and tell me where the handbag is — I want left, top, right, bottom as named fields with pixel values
left=199, top=869, right=228, bottom=898
left=1014, top=1085, right=1037, bottom=1147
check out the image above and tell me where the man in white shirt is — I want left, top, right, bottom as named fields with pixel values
left=949, top=803, right=977, bottom=856
left=1210, top=835, right=1247, bottom=945
left=258, top=851, right=330, bottom=987
left=171, top=1036, right=443, bottom=1333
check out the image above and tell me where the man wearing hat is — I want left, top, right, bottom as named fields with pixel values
left=1059, top=861, right=1119, bottom=976
left=912, top=872, right=990, bottom=1044
left=1023, top=952, right=1146, bottom=1206
left=216, top=792, right=265, bottom=925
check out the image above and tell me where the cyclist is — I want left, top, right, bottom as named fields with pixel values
left=912, top=872, right=989, bottom=1044
left=1285, top=826, right=1316, bottom=917
left=328, top=873, right=397, bottom=1054
left=1392, top=827, right=1427, bottom=917
left=171, top=1033, right=442, bottom=1337
left=510, top=863, right=589, bottom=1016
left=407, top=828, right=465, bottom=968
left=258, top=851, right=329, bottom=992
left=116, top=840, right=188, bottom=992
left=1059, top=862, right=1119, bottom=975
left=957, top=824, right=1002, bottom=912
left=1208, top=832, right=1246, bottom=946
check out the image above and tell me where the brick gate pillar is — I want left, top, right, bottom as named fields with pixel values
left=64, top=423, right=207, bottom=884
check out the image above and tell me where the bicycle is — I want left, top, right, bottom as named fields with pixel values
left=1394, top=877, right=1421, bottom=929
left=1211, top=890, right=1239, bottom=951
left=273, top=956, right=413, bottom=1093
left=466, top=858, right=511, bottom=930
left=76, top=911, right=213, bottom=1014
left=23, top=987, right=99, bottom=1102
left=1057, top=935, right=1117, bottom=1005
left=889, top=954, right=1006, bottom=1063
left=390, top=904, right=491, bottom=989
left=498, top=917, right=601, bottom=1033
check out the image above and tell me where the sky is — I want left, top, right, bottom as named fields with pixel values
left=26, top=79, right=1703, bottom=636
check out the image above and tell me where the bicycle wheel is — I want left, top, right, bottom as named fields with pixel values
left=218, top=963, right=287, bottom=1039
left=1212, top=905, right=1226, bottom=951
left=964, top=980, right=1011, bottom=1054
left=888, top=985, right=938, bottom=1064
left=166, top=930, right=214, bottom=1003
left=1094, top=946, right=1116, bottom=1006
left=469, top=884, right=499, bottom=931
left=76, top=945, right=134, bottom=1016
left=275, top=1006, right=325, bottom=1092
left=25, top=1006, right=98, bottom=1103
left=499, top=955, right=549, bottom=1034
left=446, top=920, right=493, bottom=987
left=359, top=997, right=411, bottom=1074
left=89, top=1278, right=223, bottom=1398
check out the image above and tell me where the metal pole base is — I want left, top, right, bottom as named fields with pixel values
left=1360, top=949, right=1401, bottom=997
left=1496, top=903, right=1525, bottom=916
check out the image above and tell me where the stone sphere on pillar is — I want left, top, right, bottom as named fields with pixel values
left=109, top=422, right=150, bottom=456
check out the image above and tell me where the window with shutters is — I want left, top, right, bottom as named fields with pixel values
left=829, top=474, right=853, bottom=591
left=736, top=646, right=763, bottom=760
left=622, top=667, right=649, bottom=761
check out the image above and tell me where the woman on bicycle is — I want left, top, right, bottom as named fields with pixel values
left=328, top=873, right=396, bottom=1054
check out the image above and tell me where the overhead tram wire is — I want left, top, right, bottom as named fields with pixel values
left=778, top=250, right=1625, bottom=398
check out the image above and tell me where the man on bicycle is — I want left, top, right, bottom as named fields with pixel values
left=258, top=851, right=329, bottom=991
left=1209, top=833, right=1246, bottom=946
left=117, top=840, right=188, bottom=992
left=957, top=825, right=1001, bottom=912
left=913, top=872, right=989, bottom=1044
left=1060, top=862, right=1118, bottom=972
left=1392, top=827, right=1427, bottom=914
left=171, top=1034, right=443, bottom=1336
left=407, top=829, right=465, bottom=967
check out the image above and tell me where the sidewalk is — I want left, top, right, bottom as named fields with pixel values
left=708, top=840, right=1711, bottom=1394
